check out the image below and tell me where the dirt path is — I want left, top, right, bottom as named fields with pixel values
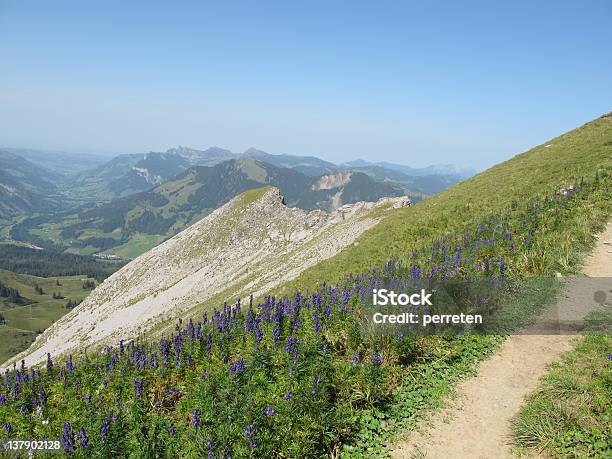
left=390, top=222, right=612, bottom=459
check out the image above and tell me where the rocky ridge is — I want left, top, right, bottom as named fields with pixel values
left=5, top=187, right=409, bottom=368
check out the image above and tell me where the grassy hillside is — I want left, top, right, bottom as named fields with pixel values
left=280, top=113, right=612, bottom=295
left=0, top=269, right=96, bottom=362
left=0, top=114, right=610, bottom=457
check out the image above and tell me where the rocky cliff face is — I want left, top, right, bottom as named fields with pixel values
left=5, top=187, right=409, bottom=368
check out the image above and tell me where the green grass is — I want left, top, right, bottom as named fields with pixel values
left=278, top=113, right=612, bottom=295
left=0, top=269, right=95, bottom=363
left=106, top=233, right=167, bottom=259
left=512, top=334, right=612, bottom=458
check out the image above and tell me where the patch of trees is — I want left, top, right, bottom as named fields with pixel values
left=0, top=281, right=22, bottom=301
left=0, top=313, right=5, bottom=325
left=65, top=299, right=82, bottom=309
left=52, top=292, right=65, bottom=300
left=0, top=245, right=126, bottom=282
left=82, top=280, right=96, bottom=290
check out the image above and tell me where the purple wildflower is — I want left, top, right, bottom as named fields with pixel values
left=60, top=421, right=75, bottom=453
left=265, top=406, right=275, bottom=416
left=134, top=379, right=144, bottom=396
left=229, top=357, right=245, bottom=375
left=243, top=423, right=257, bottom=448
left=371, top=350, right=383, bottom=366
left=207, top=439, right=213, bottom=459
left=76, top=428, right=89, bottom=448
left=190, top=408, right=201, bottom=428
left=100, top=418, right=111, bottom=439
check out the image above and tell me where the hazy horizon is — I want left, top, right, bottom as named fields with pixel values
left=1, top=1, right=610, bottom=169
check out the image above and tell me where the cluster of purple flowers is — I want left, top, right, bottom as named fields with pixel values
left=0, top=184, right=589, bottom=455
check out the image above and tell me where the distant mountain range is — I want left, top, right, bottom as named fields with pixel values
left=2, top=148, right=110, bottom=177
left=1, top=144, right=472, bottom=257
left=10, top=158, right=406, bottom=257
left=0, top=150, right=63, bottom=219
left=57, top=146, right=470, bottom=202
left=342, top=159, right=476, bottom=178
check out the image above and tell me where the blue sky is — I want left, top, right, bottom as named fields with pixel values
left=0, top=1, right=610, bottom=169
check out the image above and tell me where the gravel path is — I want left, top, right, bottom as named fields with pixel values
left=390, top=221, right=612, bottom=459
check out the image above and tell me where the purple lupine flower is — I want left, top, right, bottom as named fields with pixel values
left=85, top=394, right=92, bottom=404
left=352, top=353, right=361, bottom=365
left=37, top=388, right=47, bottom=405
left=134, top=379, right=144, bottom=396
left=324, top=303, right=331, bottom=320
left=66, top=355, right=75, bottom=373
left=314, top=314, right=322, bottom=333
left=46, top=353, right=53, bottom=372
left=371, top=350, right=383, bottom=366
left=76, top=428, right=89, bottom=448
left=207, top=440, right=214, bottom=459
left=0, top=394, right=7, bottom=405
left=283, top=391, right=293, bottom=401
left=190, top=408, right=201, bottom=428
left=243, top=423, right=256, bottom=448
left=12, top=380, right=20, bottom=400
left=265, top=406, right=275, bottom=416
left=285, top=336, right=300, bottom=360
left=254, top=324, right=264, bottom=344
left=229, top=357, right=245, bottom=375
left=167, top=424, right=176, bottom=437
left=60, top=421, right=75, bottom=453
left=3, top=422, right=12, bottom=433
left=341, top=288, right=351, bottom=307
left=100, top=418, right=111, bottom=439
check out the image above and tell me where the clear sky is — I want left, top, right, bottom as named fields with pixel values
left=0, top=1, right=610, bottom=169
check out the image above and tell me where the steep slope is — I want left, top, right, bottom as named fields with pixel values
left=281, top=113, right=612, bottom=293
left=12, top=159, right=405, bottom=257
left=0, top=150, right=62, bottom=220
left=8, top=187, right=410, bottom=367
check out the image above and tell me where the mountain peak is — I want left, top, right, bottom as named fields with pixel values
left=244, top=147, right=270, bottom=156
